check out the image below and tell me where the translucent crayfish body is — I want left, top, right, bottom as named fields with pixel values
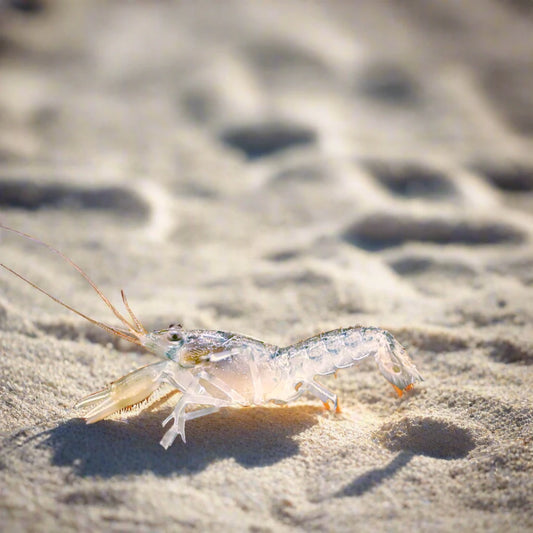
left=78, top=324, right=423, bottom=449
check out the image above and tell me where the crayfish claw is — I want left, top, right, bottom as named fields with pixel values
left=76, top=361, right=169, bottom=424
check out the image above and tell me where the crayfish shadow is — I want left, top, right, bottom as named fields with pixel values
left=39, top=404, right=322, bottom=478
left=332, top=450, right=414, bottom=498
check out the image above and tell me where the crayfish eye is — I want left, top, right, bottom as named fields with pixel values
left=167, top=332, right=182, bottom=342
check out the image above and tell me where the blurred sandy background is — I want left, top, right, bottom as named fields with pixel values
left=0, top=1, right=532, bottom=531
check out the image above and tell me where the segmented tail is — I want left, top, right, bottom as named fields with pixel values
left=285, top=326, right=423, bottom=396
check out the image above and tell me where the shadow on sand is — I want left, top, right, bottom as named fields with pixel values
left=333, top=450, right=414, bottom=498
left=28, top=405, right=322, bottom=477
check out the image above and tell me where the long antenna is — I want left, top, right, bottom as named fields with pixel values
left=121, top=289, right=147, bottom=334
left=0, top=223, right=145, bottom=344
left=0, top=264, right=142, bottom=345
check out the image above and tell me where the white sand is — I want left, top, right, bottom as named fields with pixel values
left=0, top=1, right=532, bottom=532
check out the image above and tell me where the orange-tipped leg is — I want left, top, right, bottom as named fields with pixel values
left=392, top=384, right=404, bottom=398
left=322, top=400, right=341, bottom=413
left=392, top=383, right=415, bottom=398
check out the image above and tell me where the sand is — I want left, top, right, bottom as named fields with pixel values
left=0, top=1, right=532, bottom=531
